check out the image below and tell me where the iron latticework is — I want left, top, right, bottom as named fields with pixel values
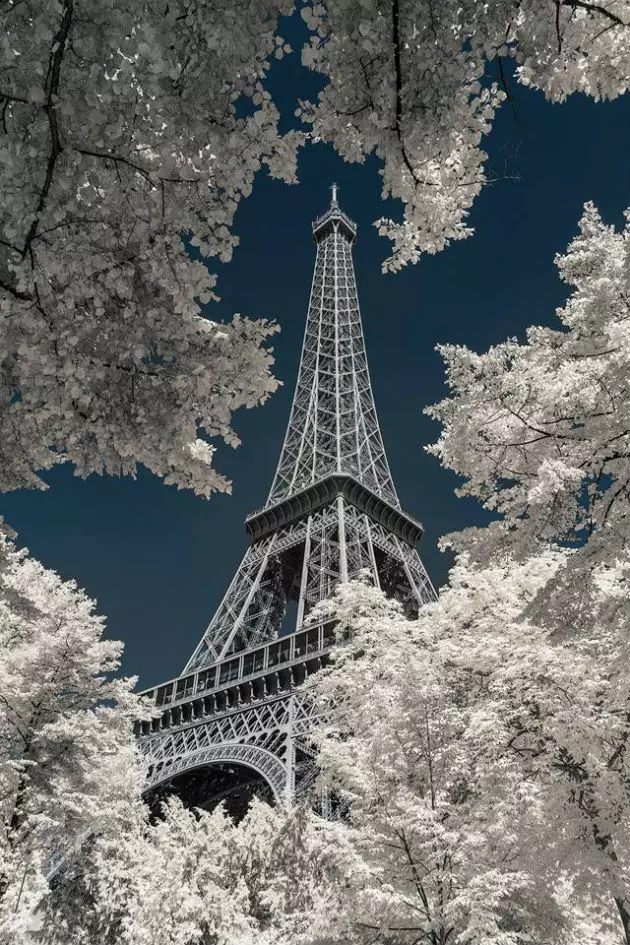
left=137, top=188, right=436, bottom=811
left=267, top=186, right=398, bottom=508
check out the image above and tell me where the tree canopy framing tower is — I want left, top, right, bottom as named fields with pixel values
left=137, top=188, right=435, bottom=815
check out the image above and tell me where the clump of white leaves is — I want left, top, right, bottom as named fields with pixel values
left=0, top=524, right=146, bottom=944
left=411, top=201, right=630, bottom=941
left=0, top=0, right=297, bottom=495
left=427, top=202, right=630, bottom=570
left=309, top=566, right=628, bottom=944
left=300, top=0, right=630, bottom=270
left=44, top=796, right=352, bottom=945
left=0, top=517, right=351, bottom=945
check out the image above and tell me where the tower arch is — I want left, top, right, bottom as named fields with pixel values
left=147, top=742, right=286, bottom=800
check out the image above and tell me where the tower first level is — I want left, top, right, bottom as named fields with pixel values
left=136, top=189, right=436, bottom=817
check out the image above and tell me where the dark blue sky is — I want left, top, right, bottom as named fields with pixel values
left=2, top=24, right=629, bottom=688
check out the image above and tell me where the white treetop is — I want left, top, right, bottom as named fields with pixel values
left=0, top=522, right=350, bottom=945
left=309, top=580, right=565, bottom=945
left=431, top=554, right=630, bottom=943
left=427, top=202, right=630, bottom=578
left=44, top=796, right=352, bottom=945
left=415, top=202, right=630, bottom=941
left=0, top=526, right=146, bottom=943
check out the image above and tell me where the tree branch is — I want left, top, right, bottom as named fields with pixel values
left=21, top=0, right=73, bottom=260
left=391, top=0, right=421, bottom=185
left=561, top=0, right=628, bottom=27
left=75, top=147, right=157, bottom=189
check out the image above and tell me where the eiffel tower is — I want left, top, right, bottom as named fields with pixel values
left=137, top=187, right=436, bottom=816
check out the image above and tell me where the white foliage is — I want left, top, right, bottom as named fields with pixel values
left=427, top=202, right=630, bottom=570
left=0, top=525, right=147, bottom=944
left=308, top=572, right=627, bottom=943
left=0, top=0, right=294, bottom=495
left=2, top=1, right=630, bottom=493
left=308, top=578, right=561, bottom=944
left=44, top=796, right=352, bottom=945
left=419, top=200, right=630, bottom=941
left=300, top=0, right=630, bottom=270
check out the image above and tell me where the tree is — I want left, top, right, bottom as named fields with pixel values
left=2, top=1, right=630, bottom=493
left=419, top=202, right=630, bottom=939
left=0, top=519, right=350, bottom=945
left=308, top=579, right=571, bottom=945
left=0, top=0, right=296, bottom=495
left=427, top=201, right=630, bottom=564
left=301, top=0, right=630, bottom=270
left=427, top=553, right=630, bottom=943
left=44, top=796, right=352, bottom=945
left=308, top=572, right=627, bottom=944
left=0, top=525, right=146, bottom=944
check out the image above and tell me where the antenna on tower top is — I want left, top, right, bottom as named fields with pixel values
left=330, top=182, right=339, bottom=207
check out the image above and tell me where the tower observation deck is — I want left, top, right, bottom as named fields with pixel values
left=136, top=188, right=436, bottom=816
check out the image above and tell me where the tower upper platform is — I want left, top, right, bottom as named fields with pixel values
left=312, top=183, right=357, bottom=244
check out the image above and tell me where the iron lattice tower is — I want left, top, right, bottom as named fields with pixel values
left=137, top=188, right=436, bottom=815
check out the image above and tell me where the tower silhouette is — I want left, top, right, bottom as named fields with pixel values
left=137, top=190, right=435, bottom=815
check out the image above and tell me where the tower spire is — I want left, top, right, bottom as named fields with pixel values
left=267, top=189, right=398, bottom=508
left=136, top=196, right=436, bottom=815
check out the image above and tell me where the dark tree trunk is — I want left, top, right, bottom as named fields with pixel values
left=615, top=897, right=630, bottom=945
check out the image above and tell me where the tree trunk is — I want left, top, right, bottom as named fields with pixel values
left=615, top=897, right=630, bottom=945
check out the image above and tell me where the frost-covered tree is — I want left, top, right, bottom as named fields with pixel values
left=310, top=580, right=565, bottom=944
left=430, top=554, right=630, bottom=943
left=0, top=0, right=295, bottom=495
left=44, top=796, right=352, bottom=945
left=309, top=574, right=626, bottom=944
left=3, top=1, right=630, bottom=494
left=428, top=202, right=630, bottom=566
left=0, top=525, right=146, bottom=944
left=419, top=202, right=630, bottom=940
left=0, top=523, right=350, bottom=945
left=301, top=0, right=630, bottom=270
